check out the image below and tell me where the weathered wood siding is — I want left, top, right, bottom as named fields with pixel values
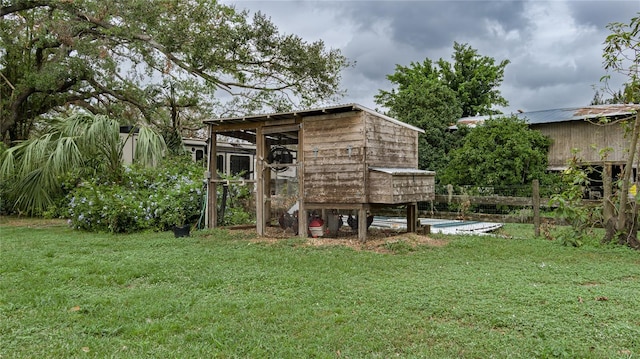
left=368, top=172, right=435, bottom=204
left=364, top=112, right=419, bottom=168
left=303, top=111, right=367, bottom=203
left=532, top=121, right=628, bottom=167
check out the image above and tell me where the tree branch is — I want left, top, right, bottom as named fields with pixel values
left=1, top=0, right=48, bottom=17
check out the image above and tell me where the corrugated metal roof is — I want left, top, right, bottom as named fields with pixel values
left=204, top=103, right=425, bottom=133
left=455, top=104, right=639, bottom=128
left=516, top=104, right=639, bottom=124
left=369, top=167, right=436, bottom=175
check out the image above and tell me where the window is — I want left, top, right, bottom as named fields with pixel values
left=230, top=155, right=251, bottom=179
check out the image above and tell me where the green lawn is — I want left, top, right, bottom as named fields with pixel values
left=1, top=218, right=639, bottom=358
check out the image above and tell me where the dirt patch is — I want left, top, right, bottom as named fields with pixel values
left=242, top=226, right=448, bottom=253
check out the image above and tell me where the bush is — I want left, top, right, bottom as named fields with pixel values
left=66, top=156, right=207, bottom=233
left=216, top=172, right=254, bottom=226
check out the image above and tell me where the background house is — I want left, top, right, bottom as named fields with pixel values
left=119, top=128, right=257, bottom=179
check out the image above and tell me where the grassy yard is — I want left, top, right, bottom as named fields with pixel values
left=1, top=218, right=639, bottom=358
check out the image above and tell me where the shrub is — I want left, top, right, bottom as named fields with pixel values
left=66, top=156, right=206, bottom=233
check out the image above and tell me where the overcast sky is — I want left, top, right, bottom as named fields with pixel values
left=222, top=0, right=638, bottom=115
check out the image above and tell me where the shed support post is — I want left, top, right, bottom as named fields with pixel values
left=256, top=126, right=266, bottom=236
left=297, top=122, right=306, bottom=238
left=207, top=131, right=218, bottom=228
left=407, top=202, right=418, bottom=233
left=358, top=206, right=367, bottom=242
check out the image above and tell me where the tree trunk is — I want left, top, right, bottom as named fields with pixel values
left=613, top=112, right=640, bottom=247
left=602, top=163, right=616, bottom=244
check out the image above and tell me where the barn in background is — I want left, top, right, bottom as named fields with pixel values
left=203, top=104, right=435, bottom=241
left=456, top=104, right=640, bottom=195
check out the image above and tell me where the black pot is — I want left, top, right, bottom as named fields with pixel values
left=172, top=225, right=190, bottom=238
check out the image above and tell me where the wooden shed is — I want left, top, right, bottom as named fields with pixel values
left=203, top=104, right=435, bottom=241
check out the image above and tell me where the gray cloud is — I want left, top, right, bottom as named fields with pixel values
left=225, top=0, right=637, bottom=113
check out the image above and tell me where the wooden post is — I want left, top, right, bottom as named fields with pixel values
left=407, top=202, right=418, bottom=233
left=207, top=130, right=218, bottom=228
left=255, top=126, right=266, bottom=236
left=358, top=206, right=367, bottom=242
left=603, top=163, right=613, bottom=223
left=532, top=179, right=540, bottom=237
left=297, top=121, right=307, bottom=238
left=264, top=159, right=272, bottom=227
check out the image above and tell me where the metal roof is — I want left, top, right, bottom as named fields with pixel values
left=204, top=103, right=425, bottom=133
left=456, top=104, right=639, bottom=128
left=516, top=104, right=639, bottom=125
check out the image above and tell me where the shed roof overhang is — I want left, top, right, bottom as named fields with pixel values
left=203, top=103, right=425, bottom=134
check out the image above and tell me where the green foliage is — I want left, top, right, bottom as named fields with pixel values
left=1, top=0, right=349, bottom=143
left=548, top=158, right=602, bottom=247
left=437, top=42, right=510, bottom=117
left=66, top=155, right=205, bottom=233
left=440, top=116, right=552, bottom=191
left=601, top=13, right=640, bottom=248
left=375, top=59, right=463, bottom=172
left=0, top=113, right=165, bottom=215
left=375, top=42, right=509, bottom=172
left=216, top=172, right=254, bottom=226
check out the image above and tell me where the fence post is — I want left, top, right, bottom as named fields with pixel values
left=532, top=179, right=540, bottom=237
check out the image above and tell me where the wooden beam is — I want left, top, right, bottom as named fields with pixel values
left=210, top=122, right=263, bottom=132
left=262, top=123, right=301, bottom=135
left=407, top=202, right=417, bottom=233
left=532, top=179, right=540, bottom=237
left=255, top=125, right=266, bottom=236
left=298, top=124, right=307, bottom=238
left=207, top=130, right=218, bottom=228
left=358, top=206, right=367, bottom=242
left=223, top=130, right=256, bottom=144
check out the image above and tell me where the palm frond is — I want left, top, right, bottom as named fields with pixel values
left=135, top=127, right=168, bottom=167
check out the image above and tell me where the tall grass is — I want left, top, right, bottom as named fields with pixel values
left=1, top=218, right=639, bottom=358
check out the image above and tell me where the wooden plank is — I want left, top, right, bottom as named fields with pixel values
left=302, top=111, right=361, bottom=123
left=208, top=129, right=218, bottom=228
left=262, top=123, right=301, bottom=135
left=255, top=126, right=266, bottom=236
left=532, top=179, right=540, bottom=237
left=210, top=121, right=261, bottom=132
left=305, top=202, right=369, bottom=210
left=298, top=125, right=306, bottom=238
left=434, top=194, right=601, bottom=207
left=358, top=206, right=367, bottom=242
left=304, top=132, right=365, bottom=145
left=303, top=145, right=364, bottom=157
left=407, top=203, right=417, bottom=233
left=263, top=117, right=299, bottom=127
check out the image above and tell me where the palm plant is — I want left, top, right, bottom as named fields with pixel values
left=0, top=113, right=166, bottom=215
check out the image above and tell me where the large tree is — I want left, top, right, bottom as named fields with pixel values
left=438, top=42, right=510, bottom=117
left=375, top=43, right=509, bottom=172
left=0, top=0, right=349, bottom=144
left=439, top=116, right=551, bottom=193
left=601, top=13, right=640, bottom=248
left=375, top=59, right=463, bottom=171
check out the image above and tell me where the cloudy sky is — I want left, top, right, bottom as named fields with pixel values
left=222, top=0, right=638, bottom=115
